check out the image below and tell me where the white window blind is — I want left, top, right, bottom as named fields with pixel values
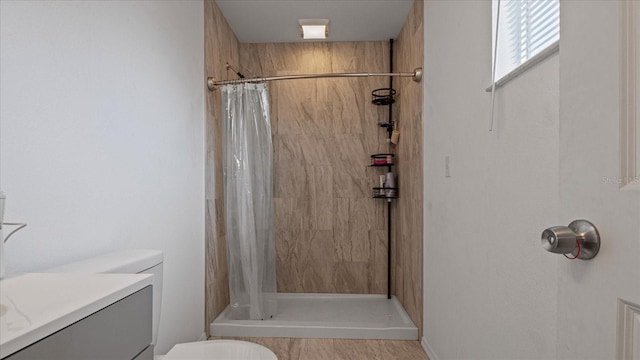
left=493, top=0, right=559, bottom=81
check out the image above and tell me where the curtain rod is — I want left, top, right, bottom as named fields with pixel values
left=207, top=67, right=422, bottom=91
left=226, top=62, right=246, bottom=79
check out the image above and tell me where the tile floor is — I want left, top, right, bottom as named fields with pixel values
left=211, top=337, right=430, bottom=360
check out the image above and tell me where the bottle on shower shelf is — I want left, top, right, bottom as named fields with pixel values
left=384, top=172, right=396, bottom=198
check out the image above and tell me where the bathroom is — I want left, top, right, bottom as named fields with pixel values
left=1, top=0, right=639, bottom=359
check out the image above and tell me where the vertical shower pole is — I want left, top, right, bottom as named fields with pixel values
left=387, top=39, right=393, bottom=300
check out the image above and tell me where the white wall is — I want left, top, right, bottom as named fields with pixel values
left=0, top=0, right=205, bottom=355
left=422, top=1, right=560, bottom=359
left=423, top=1, right=640, bottom=359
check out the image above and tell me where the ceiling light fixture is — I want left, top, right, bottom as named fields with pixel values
left=299, top=19, right=329, bottom=40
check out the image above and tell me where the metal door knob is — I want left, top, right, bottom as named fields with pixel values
left=541, top=220, right=600, bottom=260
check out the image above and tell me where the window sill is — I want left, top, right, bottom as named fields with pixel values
left=485, top=40, right=560, bottom=92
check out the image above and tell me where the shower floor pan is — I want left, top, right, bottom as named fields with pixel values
left=210, top=293, right=418, bottom=340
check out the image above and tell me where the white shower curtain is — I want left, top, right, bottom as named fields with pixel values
left=221, top=83, right=277, bottom=320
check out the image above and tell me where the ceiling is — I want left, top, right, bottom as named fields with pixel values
left=215, top=0, right=414, bottom=43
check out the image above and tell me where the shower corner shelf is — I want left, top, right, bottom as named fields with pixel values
left=370, top=153, right=397, bottom=201
left=372, top=187, right=398, bottom=199
left=371, top=88, right=396, bottom=106
left=370, top=153, right=395, bottom=166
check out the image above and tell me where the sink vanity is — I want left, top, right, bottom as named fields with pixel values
left=0, top=273, right=153, bottom=359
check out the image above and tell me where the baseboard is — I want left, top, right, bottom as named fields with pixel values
left=421, top=336, right=440, bottom=360
left=198, top=332, right=208, bottom=341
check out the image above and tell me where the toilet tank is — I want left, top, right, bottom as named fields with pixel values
left=47, top=250, right=164, bottom=350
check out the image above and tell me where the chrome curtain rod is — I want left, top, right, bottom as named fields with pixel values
left=207, top=67, right=423, bottom=91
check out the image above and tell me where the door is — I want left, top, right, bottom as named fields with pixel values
left=557, top=1, right=640, bottom=359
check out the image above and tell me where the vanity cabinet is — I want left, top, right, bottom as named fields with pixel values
left=4, top=285, right=152, bottom=360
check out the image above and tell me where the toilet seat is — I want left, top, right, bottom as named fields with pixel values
left=163, top=340, right=277, bottom=360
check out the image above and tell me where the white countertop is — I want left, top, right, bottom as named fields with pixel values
left=0, top=272, right=152, bottom=358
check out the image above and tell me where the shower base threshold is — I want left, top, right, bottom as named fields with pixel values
left=210, top=293, right=418, bottom=340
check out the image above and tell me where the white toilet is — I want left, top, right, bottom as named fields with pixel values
left=47, top=249, right=277, bottom=360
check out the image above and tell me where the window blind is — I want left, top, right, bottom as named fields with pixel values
left=494, top=0, right=559, bottom=80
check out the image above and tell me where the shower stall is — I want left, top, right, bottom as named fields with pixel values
left=211, top=53, right=420, bottom=338
left=205, top=1, right=424, bottom=340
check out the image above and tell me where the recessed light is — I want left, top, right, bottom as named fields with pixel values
left=299, top=19, right=329, bottom=40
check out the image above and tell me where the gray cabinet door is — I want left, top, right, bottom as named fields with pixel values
left=5, top=286, right=152, bottom=360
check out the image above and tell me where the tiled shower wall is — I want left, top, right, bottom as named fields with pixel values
left=240, top=42, right=393, bottom=294
left=393, top=0, right=424, bottom=335
left=204, top=0, right=236, bottom=332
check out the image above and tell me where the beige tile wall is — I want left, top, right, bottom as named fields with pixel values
left=204, top=0, right=238, bottom=334
left=392, top=0, right=424, bottom=337
left=239, top=42, right=394, bottom=294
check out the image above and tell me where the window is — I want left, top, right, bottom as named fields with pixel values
left=492, top=0, right=560, bottom=81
